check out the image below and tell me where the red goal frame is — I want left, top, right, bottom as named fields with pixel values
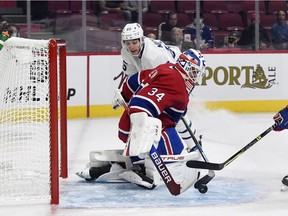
left=49, top=39, right=68, bottom=205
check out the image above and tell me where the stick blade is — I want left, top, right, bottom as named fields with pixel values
left=194, top=170, right=215, bottom=189
left=186, top=160, right=223, bottom=170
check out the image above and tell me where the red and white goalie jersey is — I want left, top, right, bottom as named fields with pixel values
left=118, top=63, right=189, bottom=145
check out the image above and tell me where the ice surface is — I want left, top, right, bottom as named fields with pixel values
left=1, top=107, right=288, bottom=216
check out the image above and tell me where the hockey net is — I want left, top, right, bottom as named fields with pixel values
left=0, top=37, right=67, bottom=204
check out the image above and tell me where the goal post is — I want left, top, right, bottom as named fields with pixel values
left=0, top=37, right=67, bottom=205
left=49, top=39, right=68, bottom=204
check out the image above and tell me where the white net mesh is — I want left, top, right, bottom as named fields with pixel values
left=0, top=37, right=53, bottom=202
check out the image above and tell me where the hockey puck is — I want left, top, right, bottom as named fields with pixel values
left=198, top=184, right=208, bottom=194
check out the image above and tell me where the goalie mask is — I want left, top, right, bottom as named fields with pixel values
left=121, top=23, right=144, bottom=56
left=175, top=49, right=206, bottom=86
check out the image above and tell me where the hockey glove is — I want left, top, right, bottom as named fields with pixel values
left=112, top=89, right=128, bottom=110
left=273, top=106, right=288, bottom=131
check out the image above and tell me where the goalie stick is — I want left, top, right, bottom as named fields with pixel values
left=113, top=71, right=127, bottom=89
left=180, top=117, right=215, bottom=193
left=186, top=124, right=276, bottom=170
left=149, top=145, right=181, bottom=196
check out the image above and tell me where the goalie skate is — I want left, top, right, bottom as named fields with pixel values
left=76, top=168, right=94, bottom=181
left=76, top=163, right=127, bottom=182
left=76, top=149, right=136, bottom=183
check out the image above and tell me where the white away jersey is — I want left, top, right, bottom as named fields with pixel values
left=121, top=37, right=181, bottom=76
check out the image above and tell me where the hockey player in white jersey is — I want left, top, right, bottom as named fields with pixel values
left=272, top=106, right=288, bottom=191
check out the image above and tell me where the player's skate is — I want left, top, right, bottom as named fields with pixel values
left=281, top=175, right=288, bottom=191
left=76, top=149, right=136, bottom=182
left=76, top=167, right=91, bottom=180
left=76, top=164, right=112, bottom=182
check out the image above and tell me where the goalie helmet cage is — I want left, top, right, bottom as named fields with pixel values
left=0, top=37, right=67, bottom=205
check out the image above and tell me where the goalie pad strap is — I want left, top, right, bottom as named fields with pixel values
left=119, top=170, right=156, bottom=189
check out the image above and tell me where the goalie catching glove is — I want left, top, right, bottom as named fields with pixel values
left=273, top=106, right=288, bottom=131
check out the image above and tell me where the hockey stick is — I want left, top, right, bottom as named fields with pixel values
left=181, top=117, right=209, bottom=162
left=181, top=117, right=215, bottom=193
left=186, top=124, right=276, bottom=170
left=149, top=145, right=181, bottom=196
left=113, top=71, right=127, bottom=89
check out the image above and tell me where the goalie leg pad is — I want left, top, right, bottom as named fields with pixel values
left=88, top=149, right=133, bottom=170
left=167, top=152, right=201, bottom=193
left=77, top=149, right=135, bottom=182
left=145, top=150, right=201, bottom=192
left=144, top=156, right=161, bottom=186
left=119, top=170, right=156, bottom=189
left=96, top=162, right=128, bottom=183
left=119, top=156, right=163, bottom=189
left=124, top=112, right=162, bottom=158
left=119, top=150, right=201, bottom=190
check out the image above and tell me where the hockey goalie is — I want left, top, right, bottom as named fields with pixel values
left=76, top=48, right=207, bottom=194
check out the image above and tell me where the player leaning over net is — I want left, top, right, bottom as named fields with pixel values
left=272, top=106, right=288, bottom=190
left=77, top=49, right=206, bottom=192
left=117, top=23, right=200, bottom=152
